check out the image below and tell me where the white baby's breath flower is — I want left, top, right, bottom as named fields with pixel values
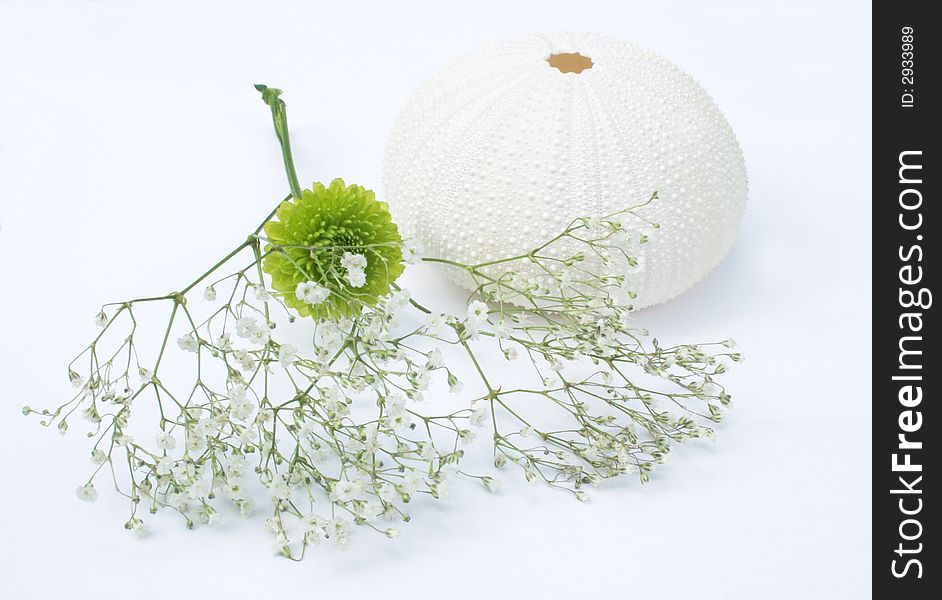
left=403, top=239, right=422, bottom=265
left=138, top=368, right=154, bottom=383
left=470, top=405, right=489, bottom=428
left=701, top=381, right=721, bottom=396
left=345, top=267, right=367, bottom=288
left=303, top=513, right=326, bottom=537
left=223, top=478, right=246, bottom=501
left=234, top=349, right=256, bottom=372
left=216, top=333, right=233, bottom=352
left=156, top=431, right=176, bottom=450
left=81, top=405, right=100, bottom=424
left=295, top=281, right=329, bottom=305
left=90, top=449, right=107, bottom=465
left=383, top=505, right=402, bottom=522
left=229, top=384, right=247, bottom=402
left=419, top=443, right=437, bottom=461
left=238, top=427, right=257, bottom=446
left=433, top=479, right=451, bottom=499
left=188, top=469, right=214, bottom=499
left=374, top=483, right=396, bottom=504
left=177, top=333, right=198, bottom=353
left=203, top=285, right=217, bottom=301
left=467, top=300, right=488, bottom=322
left=383, top=393, right=413, bottom=431
left=253, top=285, right=272, bottom=302
left=69, top=371, right=85, bottom=388
left=94, top=311, right=108, bottom=328
left=277, top=344, right=297, bottom=368
left=155, top=456, right=174, bottom=476
left=425, top=348, right=445, bottom=370
left=197, top=505, right=219, bottom=526
left=328, top=517, right=351, bottom=548
left=171, top=460, right=194, bottom=481
left=234, top=317, right=270, bottom=346
left=424, top=312, right=447, bottom=337
left=340, top=252, right=368, bottom=272
left=385, top=409, right=413, bottom=432
left=359, top=314, right=387, bottom=342
left=400, top=472, right=424, bottom=495
left=490, top=320, right=513, bottom=340
left=411, top=369, right=431, bottom=391
left=268, top=475, right=293, bottom=501
left=387, top=288, right=411, bottom=312
left=255, top=408, right=274, bottom=425
left=356, top=498, right=383, bottom=522
left=308, top=446, right=331, bottom=465
left=76, top=482, right=98, bottom=503
left=186, top=430, right=206, bottom=453
left=265, top=517, right=283, bottom=535
left=228, top=385, right=255, bottom=422
left=237, top=498, right=255, bottom=517
left=560, top=270, right=574, bottom=288
left=169, top=492, right=189, bottom=511
left=125, top=518, right=147, bottom=537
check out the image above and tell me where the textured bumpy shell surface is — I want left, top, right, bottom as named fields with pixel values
left=383, top=32, right=747, bottom=308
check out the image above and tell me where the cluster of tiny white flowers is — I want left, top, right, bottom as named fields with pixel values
left=463, top=300, right=489, bottom=338
left=235, top=316, right=272, bottom=346
left=402, top=239, right=423, bottom=265
left=295, top=281, right=329, bottom=305
left=176, top=333, right=198, bottom=353
left=29, top=197, right=739, bottom=557
left=340, top=251, right=367, bottom=288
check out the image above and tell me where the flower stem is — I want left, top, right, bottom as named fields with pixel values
left=255, top=84, right=302, bottom=200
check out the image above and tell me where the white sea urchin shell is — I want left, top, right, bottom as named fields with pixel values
left=383, top=32, right=747, bottom=308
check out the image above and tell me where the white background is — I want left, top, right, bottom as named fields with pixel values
left=0, top=1, right=871, bottom=598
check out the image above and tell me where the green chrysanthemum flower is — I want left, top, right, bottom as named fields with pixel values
left=262, top=178, right=404, bottom=319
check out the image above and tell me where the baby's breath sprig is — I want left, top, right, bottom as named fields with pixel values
left=25, top=85, right=740, bottom=557
left=28, top=225, right=472, bottom=556
left=423, top=207, right=741, bottom=495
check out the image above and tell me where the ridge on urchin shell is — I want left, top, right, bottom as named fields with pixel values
left=383, top=32, right=747, bottom=309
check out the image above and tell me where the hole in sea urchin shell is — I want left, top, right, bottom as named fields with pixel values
left=547, top=53, right=593, bottom=74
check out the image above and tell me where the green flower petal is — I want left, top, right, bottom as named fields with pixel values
left=262, top=178, right=404, bottom=319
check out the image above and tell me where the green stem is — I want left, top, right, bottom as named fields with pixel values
left=180, top=240, right=252, bottom=296
left=255, top=84, right=302, bottom=200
